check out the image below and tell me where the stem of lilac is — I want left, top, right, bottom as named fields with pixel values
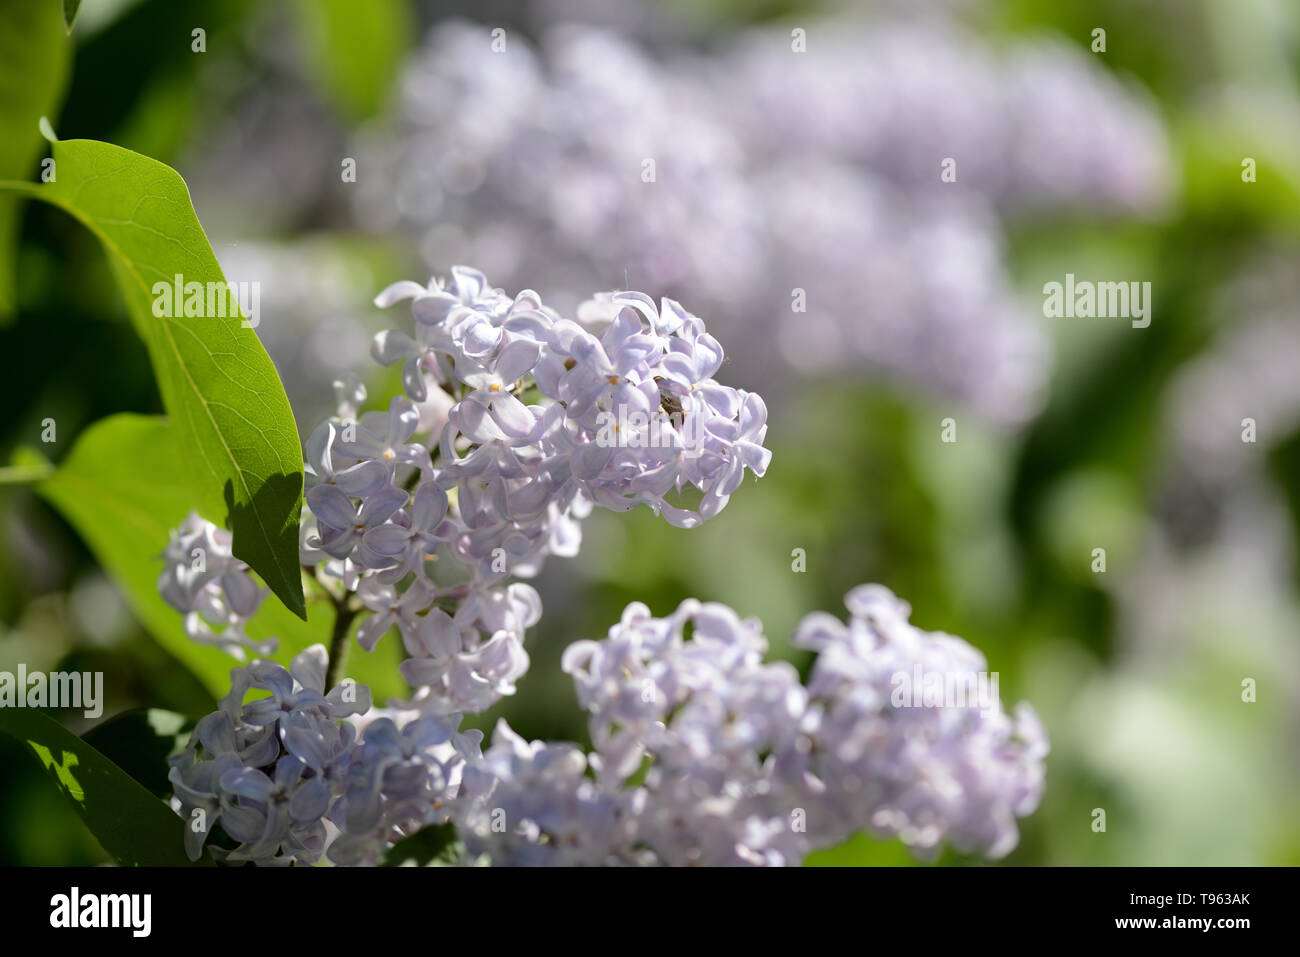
left=324, top=593, right=358, bottom=691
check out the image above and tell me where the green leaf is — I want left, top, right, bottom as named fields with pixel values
left=36, top=414, right=236, bottom=699
left=0, top=0, right=70, bottom=320
left=292, top=0, right=412, bottom=121
left=62, top=0, right=81, bottom=31
left=82, top=708, right=194, bottom=798
left=0, top=707, right=205, bottom=866
left=381, top=822, right=461, bottom=867
left=36, top=413, right=407, bottom=703
left=2, top=136, right=306, bottom=618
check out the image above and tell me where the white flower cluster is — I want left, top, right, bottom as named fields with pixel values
left=459, top=585, right=1047, bottom=866
left=353, top=17, right=1171, bottom=423
left=160, top=269, right=1045, bottom=866
left=720, top=21, right=1170, bottom=216
left=296, top=267, right=769, bottom=717
left=157, top=513, right=274, bottom=660
left=166, top=591, right=1046, bottom=866
left=168, top=646, right=371, bottom=865
left=167, top=644, right=489, bottom=866
left=792, top=585, right=1048, bottom=859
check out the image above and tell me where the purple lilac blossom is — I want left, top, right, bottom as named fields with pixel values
left=157, top=512, right=275, bottom=661
left=460, top=585, right=1047, bottom=866
left=161, top=252, right=1045, bottom=864
left=168, top=581, right=1046, bottom=865
left=353, top=18, right=1171, bottom=424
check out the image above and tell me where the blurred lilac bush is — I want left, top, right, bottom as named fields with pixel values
left=348, top=16, right=1171, bottom=424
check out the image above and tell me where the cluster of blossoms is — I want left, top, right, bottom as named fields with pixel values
left=166, top=588, right=1046, bottom=866
left=299, top=267, right=770, bottom=716
left=167, top=644, right=485, bottom=866
left=168, top=646, right=369, bottom=864
left=191, top=11, right=1172, bottom=427
left=345, top=16, right=1171, bottom=423
left=160, top=269, right=1045, bottom=866
left=157, top=513, right=273, bottom=660
left=791, top=585, right=1047, bottom=858
left=718, top=21, right=1170, bottom=216
left=458, top=585, right=1046, bottom=866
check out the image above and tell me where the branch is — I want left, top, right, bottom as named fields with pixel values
left=324, top=590, right=359, bottom=691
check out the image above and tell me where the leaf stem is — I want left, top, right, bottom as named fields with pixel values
left=0, top=463, right=54, bottom=485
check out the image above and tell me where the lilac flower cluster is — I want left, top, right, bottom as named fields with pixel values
left=720, top=21, right=1171, bottom=216
left=555, top=598, right=813, bottom=866
left=160, top=267, right=782, bottom=864
left=325, top=708, right=485, bottom=866
left=462, top=585, right=1048, bottom=866
left=292, top=266, right=769, bottom=718
left=167, top=646, right=490, bottom=866
left=157, top=512, right=274, bottom=660
left=168, top=646, right=370, bottom=864
left=353, top=17, right=1171, bottom=423
left=354, top=23, right=760, bottom=316
left=368, top=270, right=770, bottom=531
left=457, top=724, right=632, bottom=866
left=793, top=585, right=1048, bottom=859
left=160, top=265, right=1045, bottom=866
left=165, top=579, right=1046, bottom=865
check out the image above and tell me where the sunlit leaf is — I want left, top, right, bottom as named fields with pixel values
left=0, top=706, right=203, bottom=866
left=0, top=137, right=306, bottom=617
left=36, top=413, right=406, bottom=702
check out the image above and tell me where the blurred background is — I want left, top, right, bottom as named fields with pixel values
left=2, top=0, right=1299, bottom=865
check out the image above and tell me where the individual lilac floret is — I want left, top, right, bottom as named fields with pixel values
left=168, top=645, right=371, bottom=865
left=158, top=512, right=274, bottom=660
left=793, top=585, right=1049, bottom=859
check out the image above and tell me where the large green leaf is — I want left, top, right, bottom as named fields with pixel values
left=0, top=0, right=70, bottom=320
left=35, top=413, right=407, bottom=702
left=1, top=136, right=306, bottom=617
left=0, top=706, right=204, bottom=866
left=82, top=708, right=194, bottom=798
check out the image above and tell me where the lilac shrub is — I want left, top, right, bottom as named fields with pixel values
left=162, top=268, right=1046, bottom=866
left=352, top=18, right=1171, bottom=424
